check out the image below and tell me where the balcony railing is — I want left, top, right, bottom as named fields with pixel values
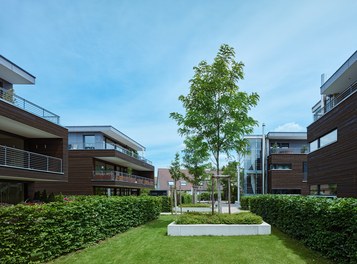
left=68, top=142, right=152, bottom=165
left=0, top=87, right=60, bottom=124
left=0, top=145, right=63, bottom=174
left=269, top=147, right=309, bottom=155
left=92, top=171, right=154, bottom=186
left=313, top=82, right=357, bottom=121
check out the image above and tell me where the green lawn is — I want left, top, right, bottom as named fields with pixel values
left=48, top=215, right=333, bottom=264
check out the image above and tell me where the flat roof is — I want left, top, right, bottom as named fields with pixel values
left=321, top=51, right=357, bottom=95
left=0, top=55, right=36, bottom=84
left=66, top=125, right=145, bottom=151
left=267, top=132, right=307, bottom=140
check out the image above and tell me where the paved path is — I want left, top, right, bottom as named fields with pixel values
left=169, top=203, right=244, bottom=214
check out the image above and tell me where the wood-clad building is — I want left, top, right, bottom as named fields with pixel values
left=244, top=132, right=308, bottom=195
left=0, top=55, right=68, bottom=204
left=38, top=126, right=155, bottom=196
left=307, top=51, right=357, bottom=198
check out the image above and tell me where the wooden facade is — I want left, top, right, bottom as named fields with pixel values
left=36, top=149, right=155, bottom=196
left=307, top=92, right=357, bottom=197
left=268, top=154, right=309, bottom=195
left=0, top=100, right=68, bottom=202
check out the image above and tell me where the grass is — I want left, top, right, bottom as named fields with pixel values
left=176, top=211, right=262, bottom=224
left=48, top=215, right=333, bottom=264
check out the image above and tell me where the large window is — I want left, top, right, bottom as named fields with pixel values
left=309, top=129, right=337, bottom=152
left=320, top=130, right=337, bottom=148
left=84, top=135, right=95, bottom=149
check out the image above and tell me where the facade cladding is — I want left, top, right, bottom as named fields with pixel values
left=0, top=55, right=68, bottom=204
left=243, top=132, right=308, bottom=195
left=307, top=51, right=357, bottom=198
left=37, top=126, right=155, bottom=196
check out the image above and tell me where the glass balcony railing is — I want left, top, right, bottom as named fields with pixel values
left=68, top=141, right=152, bottom=165
left=269, top=147, right=309, bottom=155
left=0, top=87, right=60, bottom=124
left=0, top=145, right=63, bottom=174
left=312, top=82, right=357, bottom=121
left=92, top=171, right=154, bottom=186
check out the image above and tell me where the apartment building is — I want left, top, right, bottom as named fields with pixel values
left=307, top=51, right=357, bottom=197
left=266, top=132, right=308, bottom=195
left=40, top=126, right=154, bottom=196
left=0, top=55, right=68, bottom=204
left=243, top=132, right=308, bottom=195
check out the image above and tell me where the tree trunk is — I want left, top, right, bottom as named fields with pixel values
left=216, top=158, right=222, bottom=214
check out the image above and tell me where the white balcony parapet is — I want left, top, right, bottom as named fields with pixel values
left=68, top=141, right=152, bottom=165
left=312, top=82, right=357, bottom=122
left=0, top=145, right=63, bottom=174
left=269, top=146, right=309, bottom=155
left=92, top=171, right=154, bottom=186
left=0, top=87, right=60, bottom=124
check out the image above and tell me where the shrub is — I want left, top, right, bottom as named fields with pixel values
left=175, top=212, right=262, bottom=225
left=159, top=196, right=171, bottom=212
left=180, top=193, right=192, bottom=204
left=0, top=195, right=161, bottom=264
left=246, top=195, right=357, bottom=264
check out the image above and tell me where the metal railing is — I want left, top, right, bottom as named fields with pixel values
left=313, top=82, right=357, bottom=121
left=0, top=145, right=63, bottom=174
left=269, top=147, right=309, bottom=155
left=0, top=87, right=60, bottom=124
left=92, top=171, right=154, bottom=186
left=68, top=142, right=152, bottom=165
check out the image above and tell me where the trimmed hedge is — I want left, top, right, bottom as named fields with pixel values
left=159, top=196, right=172, bottom=212
left=0, top=196, right=161, bottom=264
left=241, top=195, right=357, bottom=264
left=176, top=211, right=263, bottom=225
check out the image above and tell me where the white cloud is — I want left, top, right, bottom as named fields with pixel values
left=273, top=122, right=306, bottom=132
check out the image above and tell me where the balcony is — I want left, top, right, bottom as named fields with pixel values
left=92, top=171, right=154, bottom=187
left=312, top=82, right=357, bottom=121
left=269, top=147, right=309, bottom=155
left=0, top=145, right=63, bottom=174
left=68, top=141, right=152, bottom=165
left=0, top=87, right=60, bottom=124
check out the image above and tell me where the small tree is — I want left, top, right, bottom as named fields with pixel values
left=169, top=152, right=185, bottom=214
left=222, top=161, right=238, bottom=202
left=170, top=44, right=259, bottom=213
left=182, top=136, right=211, bottom=204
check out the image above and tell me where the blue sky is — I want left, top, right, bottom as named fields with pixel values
left=1, top=0, right=356, bottom=169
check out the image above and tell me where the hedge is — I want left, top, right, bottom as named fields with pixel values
left=176, top=211, right=262, bottom=224
left=159, top=196, right=172, bottom=212
left=241, top=195, right=357, bottom=264
left=0, top=195, right=161, bottom=264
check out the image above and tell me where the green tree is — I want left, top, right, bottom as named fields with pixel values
left=169, top=152, right=185, bottom=214
left=182, top=136, right=211, bottom=204
left=170, top=44, right=259, bottom=213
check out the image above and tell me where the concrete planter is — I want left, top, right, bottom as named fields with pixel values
left=167, top=221, right=271, bottom=236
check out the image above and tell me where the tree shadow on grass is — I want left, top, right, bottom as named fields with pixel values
left=145, top=215, right=174, bottom=229
left=271, top=227, right=334, bottom=264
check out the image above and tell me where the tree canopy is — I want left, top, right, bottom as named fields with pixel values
left=170, top=44, right=259, bottom=212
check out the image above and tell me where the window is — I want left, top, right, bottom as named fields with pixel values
left=309, top=184, right=337, bottom=196
left=270, top=164, right=292, bottom=170
left=272, top=189, right=301, bottom=194
left=271, top=142, right=289, bottom=148
left=84, top=135, right=95, bottom=149
left=302, top=162, right=308, bottom=182
left=309, top=129, right=337, bottom=152
left=320, top=130, right=337, bottom=148
left=310, top=185, right=318, bottom=195
left=309, top=140, right=318, bottom=152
